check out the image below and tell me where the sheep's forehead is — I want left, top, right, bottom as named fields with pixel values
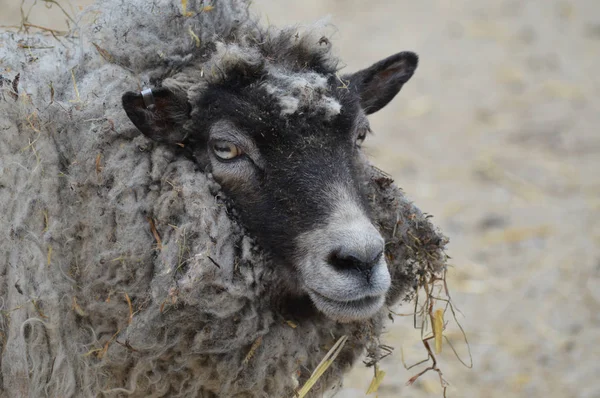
left=262, top=67, right=342, bottom=120
left=200, top=39, right=342, bottom=120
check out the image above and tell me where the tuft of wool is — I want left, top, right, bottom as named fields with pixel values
left=0, top=0, right=447, bottom=397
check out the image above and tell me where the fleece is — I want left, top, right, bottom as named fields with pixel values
left=0, top=0, right=447, bottom=396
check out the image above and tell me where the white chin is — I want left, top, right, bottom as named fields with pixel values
left=307, top=289, right=386, bottom=323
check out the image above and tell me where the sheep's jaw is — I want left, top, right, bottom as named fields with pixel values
left=306, top=283, right=388, bottom=323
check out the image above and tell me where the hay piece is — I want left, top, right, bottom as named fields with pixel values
left=296, top=335, right=348, bottom=398
left=188, top=26, right=201, bottom=47
left=147, top=217, right=163, bottom=250
left=285, top=320, right=298, bottom=329
left=92, top=43, right=115, bottom=63
left=181, top=0, right=194, bottom=17
left=243, top=336, right=263, bottom=365
left=365, top=364, right=386, bottom=395
left=433, top=308, right=444, bottom=354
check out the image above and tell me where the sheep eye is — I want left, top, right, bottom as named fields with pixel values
left=212, top=140, right=242, bottom=160
left=356, top=129, right=368, bottom=146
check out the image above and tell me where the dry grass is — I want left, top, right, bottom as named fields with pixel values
left=295, top=335, right=349, bottom=398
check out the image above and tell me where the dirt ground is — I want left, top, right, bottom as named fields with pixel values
left=1, top=0, right=599, bottom=397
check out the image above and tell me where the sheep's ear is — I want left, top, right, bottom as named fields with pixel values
left=122, top=87, right=191, bottom=144
left=346, top=51, right=418, bottom=115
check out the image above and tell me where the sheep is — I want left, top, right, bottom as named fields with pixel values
left=0, top=0, right=448, bottom=396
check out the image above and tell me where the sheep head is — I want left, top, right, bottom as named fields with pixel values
left=122, top=49, right=418, bottom=322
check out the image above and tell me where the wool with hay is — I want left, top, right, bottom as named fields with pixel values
left=0, top=0, right=453, bottom=396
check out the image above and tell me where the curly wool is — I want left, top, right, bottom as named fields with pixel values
left=0, top=1, right=447, bottom=397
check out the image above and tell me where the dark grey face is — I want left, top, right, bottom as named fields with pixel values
left=123, top=51, right=418, bottom=322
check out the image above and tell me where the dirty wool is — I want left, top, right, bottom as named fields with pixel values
left=0, top=0, right=447, bottom=396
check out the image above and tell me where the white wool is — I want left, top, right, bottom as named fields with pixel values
left=203, top=42, right=264, bottom=84
left=0, top=1, right=447, bottom=397
left=264, top=67, right=341, bottom=118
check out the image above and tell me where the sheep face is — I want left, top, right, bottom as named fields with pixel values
left=123, top=51, right=418, bottom=322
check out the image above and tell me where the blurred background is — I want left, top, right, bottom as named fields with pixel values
left=1, top=0, right=599, bottom=397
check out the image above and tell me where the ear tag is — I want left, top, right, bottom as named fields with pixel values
left=141, top=88, right=156, bottom=110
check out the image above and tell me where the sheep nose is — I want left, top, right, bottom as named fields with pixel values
left=328, top=239, right=384, bottom=278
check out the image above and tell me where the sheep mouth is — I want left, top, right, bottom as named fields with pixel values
left=307, top=289, right=385, bottom=322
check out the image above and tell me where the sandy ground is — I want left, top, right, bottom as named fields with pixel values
left=1, top=1, right=599, bottom=397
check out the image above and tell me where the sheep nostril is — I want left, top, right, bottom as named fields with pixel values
left=327, top=247, right=384, bottom=277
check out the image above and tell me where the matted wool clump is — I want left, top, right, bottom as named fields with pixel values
left=0, top=0, right=448, bottom=397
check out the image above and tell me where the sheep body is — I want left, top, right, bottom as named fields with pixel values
left=0, top=1, right=447, bottom=396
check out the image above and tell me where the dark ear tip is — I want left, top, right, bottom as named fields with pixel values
left=398, top=51, right=419, bottom=69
